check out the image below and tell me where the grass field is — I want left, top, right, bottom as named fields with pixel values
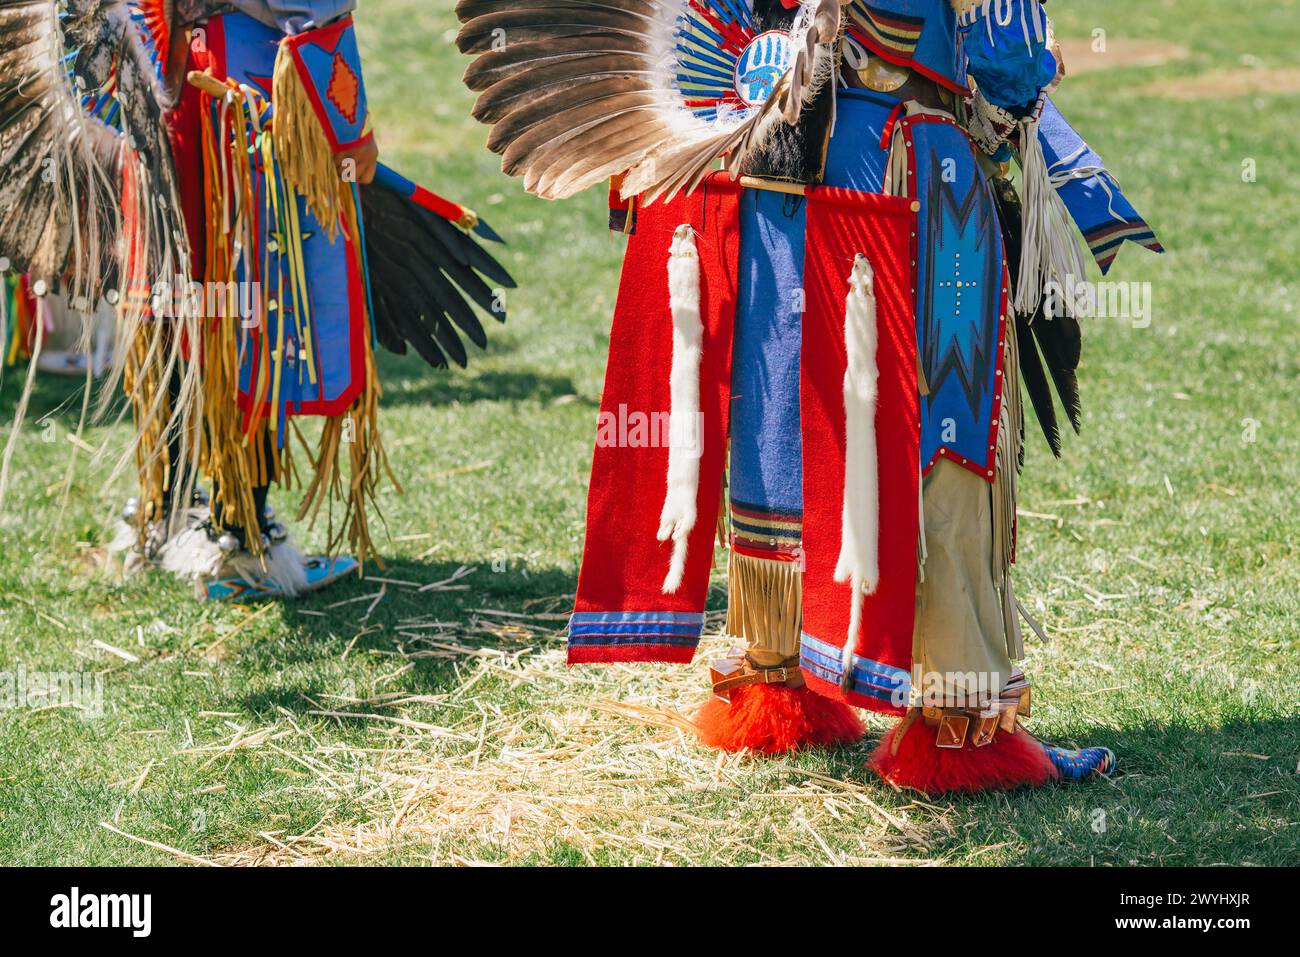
left=0, top=0, right=1296, bottom=866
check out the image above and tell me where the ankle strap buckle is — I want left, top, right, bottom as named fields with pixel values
left=709, top=649, right=803, bottom=701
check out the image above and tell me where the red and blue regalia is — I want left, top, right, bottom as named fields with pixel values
left=30, top=0, right=516, bottom=600
left=0, top=2, right=512, bottom=598
left=459, top=0, right=1159, bottom=793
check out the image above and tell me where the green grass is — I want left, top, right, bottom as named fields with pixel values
left=0, top=0, right=1296, bottom=866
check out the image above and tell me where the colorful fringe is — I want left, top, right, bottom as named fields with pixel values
left=294, top=182, right=397, bottom=567
left=197, top=80, right=273, bottom=549
left=271, top=41, right=345, bottom=240
left=3, top=275, right=36, bottom=367
left=195, top=76, right=390, bottom=565
left=118, top=149, right=202, bottom=539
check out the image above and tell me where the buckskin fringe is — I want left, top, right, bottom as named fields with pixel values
left=1015, top=106, right=1088, bottom=315
left=991, top=302, right=1024, bottom=657
left=725, top=550, right=803, bottom=660
left=271, top=41, right=343, bottom=240
left=122, top=315, right=174, bottom=532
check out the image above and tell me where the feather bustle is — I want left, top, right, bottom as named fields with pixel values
left=459, top=0, right=847, bottom=203
left=472, top=54, right=653, bottom=123
left=457, top=10, right=652, bottom=55
left=462, top=35, right=650, bottom=91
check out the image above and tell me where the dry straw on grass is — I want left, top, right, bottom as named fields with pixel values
left=113, top=602, right=946, bottom=866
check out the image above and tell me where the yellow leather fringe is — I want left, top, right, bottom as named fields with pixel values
left=198, top=85, right=269, bottom=551
left=271, top=43, right=342, bottom=241
left=197, top=84, right=390, bottom=564
left=122, top=319, right=172, bottom=530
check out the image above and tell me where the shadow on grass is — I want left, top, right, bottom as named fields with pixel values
left=227, top=558, right=577, bottom=713
left=376, top=362, right=585, bottom=409
left=854, top=716, right=1300, bottom=865
left=202, top=551, right=1296, bottom=865
left=0, top=340, right=581, bottom=436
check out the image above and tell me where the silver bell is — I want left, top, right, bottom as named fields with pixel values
left=262, top=504, right=275, bottom=521
left=121, top=497, right=140, bottom=522
left=217, top=533, right=240, bottom=553
left=267, top=521, right=289, bottom=543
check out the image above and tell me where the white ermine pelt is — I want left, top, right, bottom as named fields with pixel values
left=658, top=224, right=704, bottom=594
left=834, top=255, right=881, bottom=687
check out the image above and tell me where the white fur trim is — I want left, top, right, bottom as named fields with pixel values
left=111, top=500, right=209, bottom=572
left=159, top=526, right=227, bottom=581
left=108, top=519, right=151, bottom=576
left=224, top=540, right=309, bottom=597
left=108, top=519, right=139, bottom=555
left=657, top=225, right=704, bottom=594
left=159, top=525, right=310, bottom=598
left=833, top=255, right=880, bottom=685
